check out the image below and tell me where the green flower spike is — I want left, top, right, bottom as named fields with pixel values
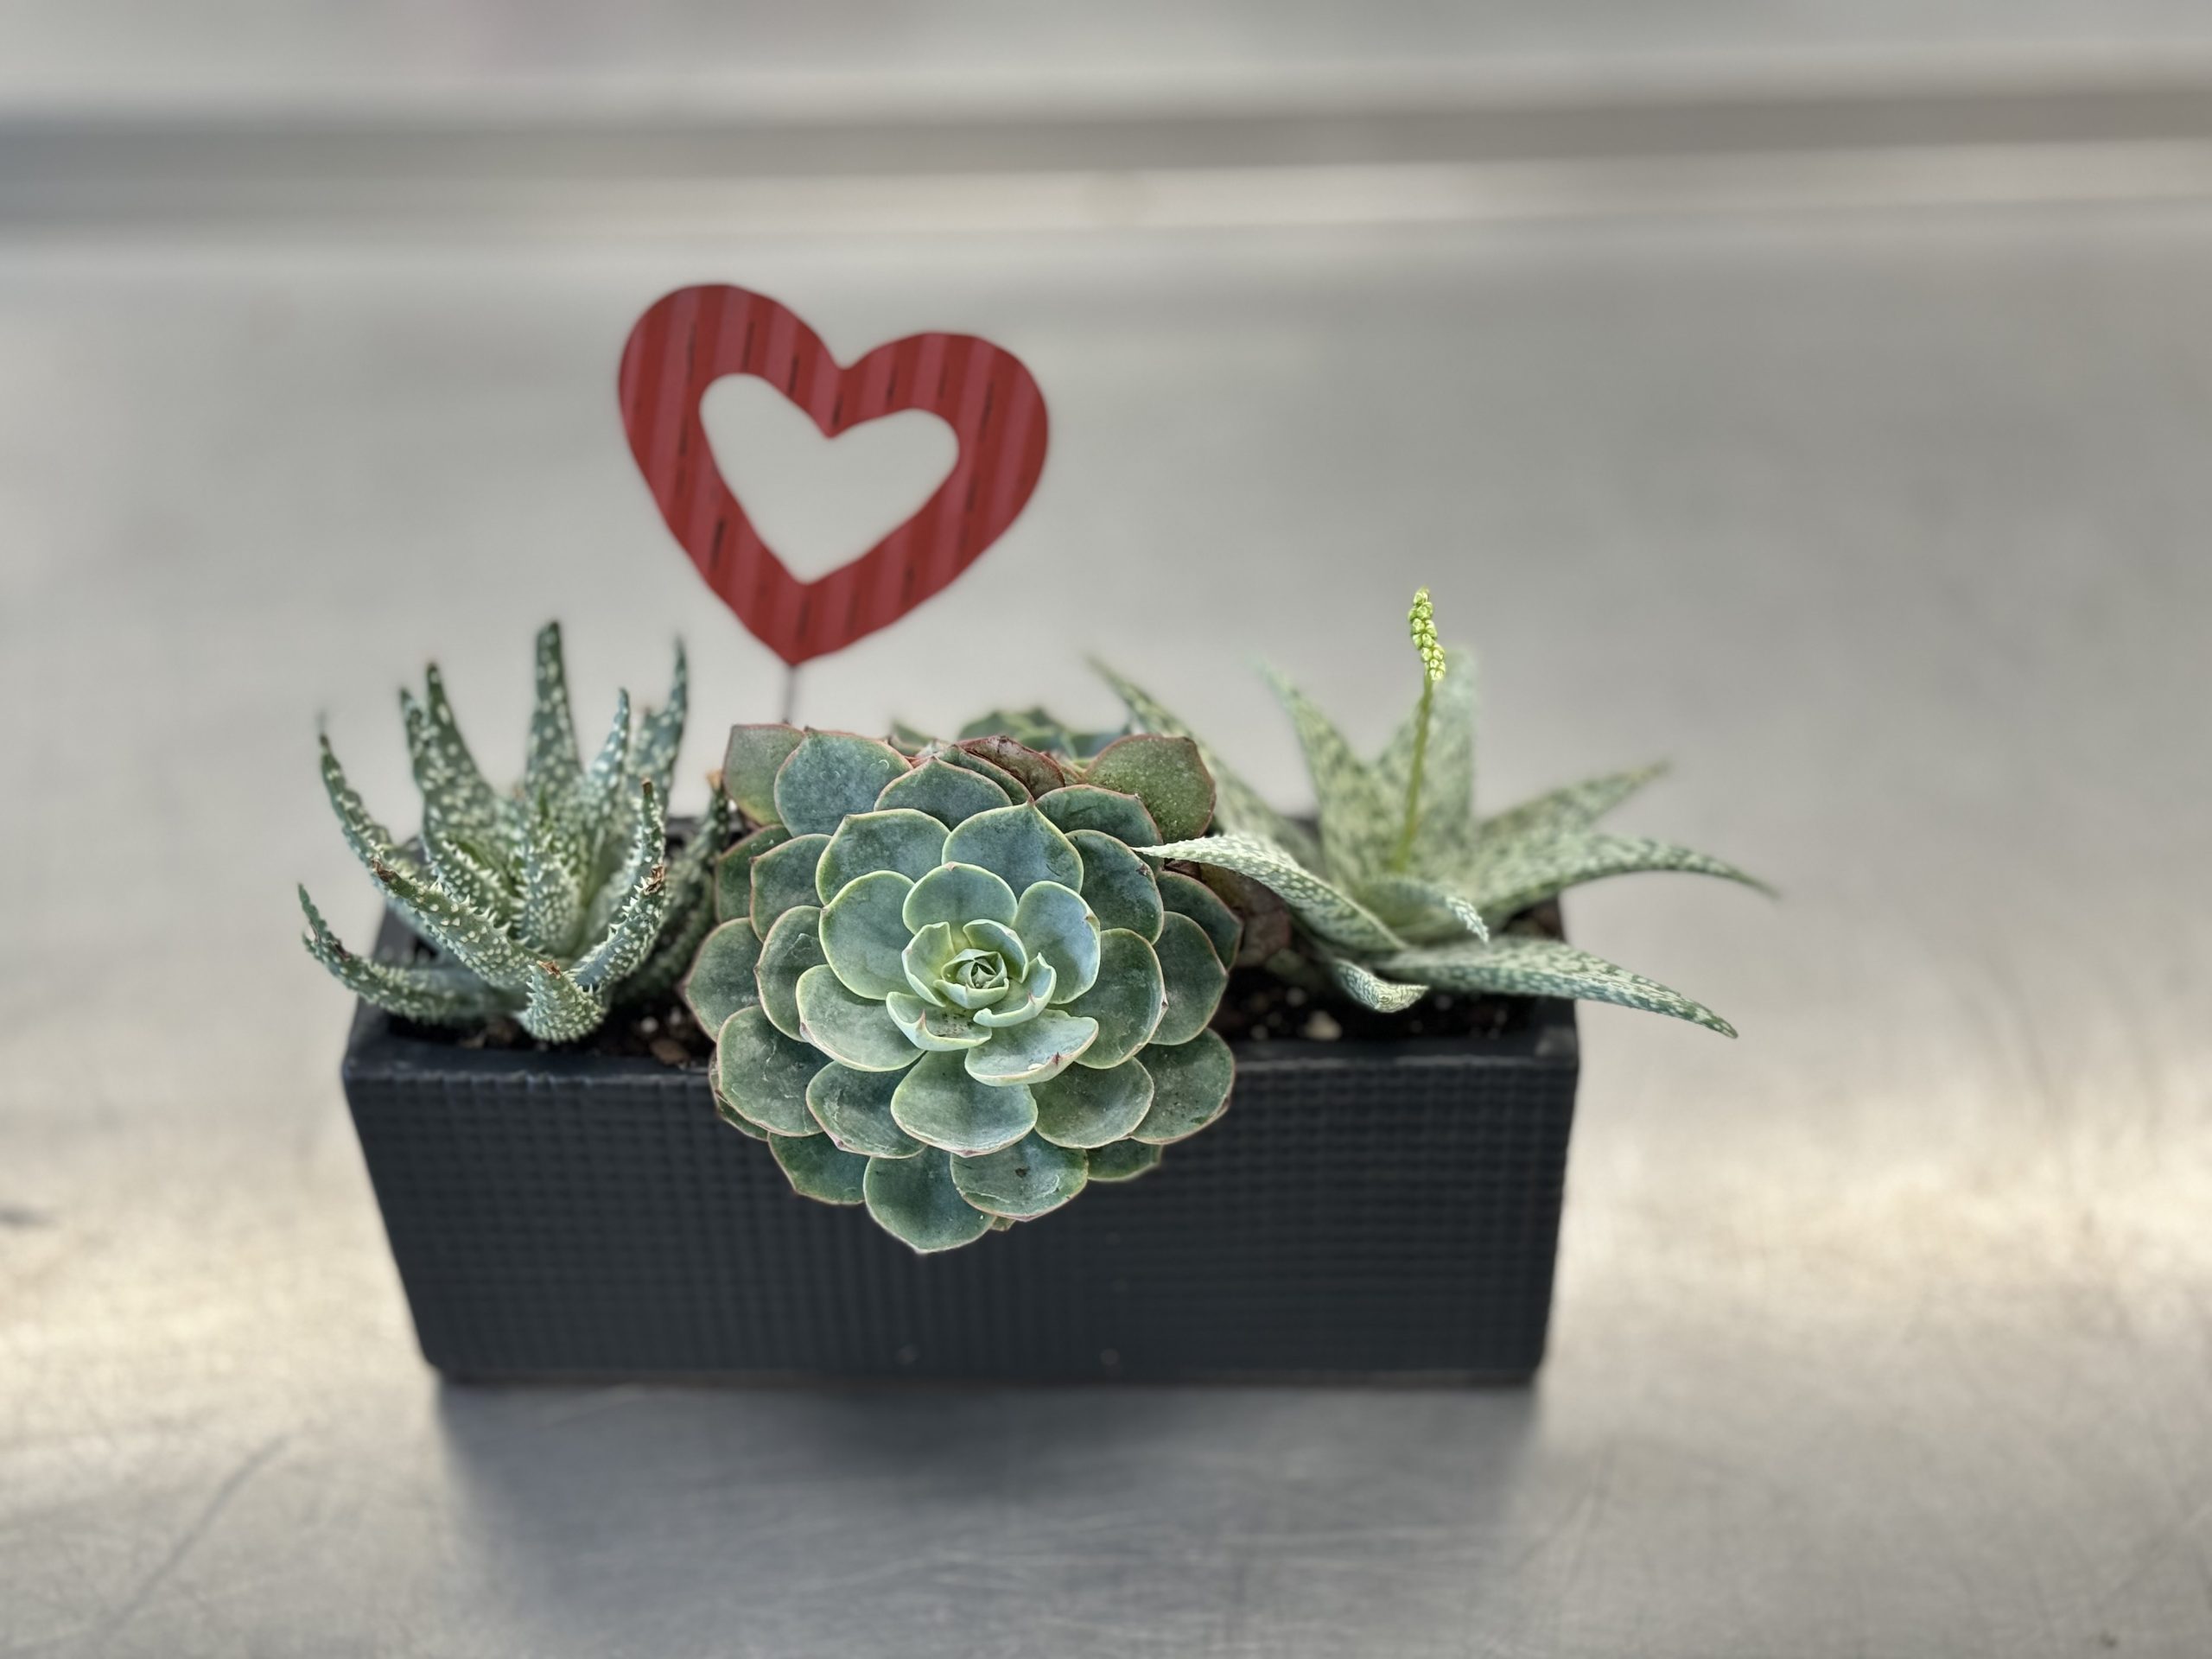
left=698, top=724, right=1240, bottom=1252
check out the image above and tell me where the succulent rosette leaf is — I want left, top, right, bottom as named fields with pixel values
left=692, top=725, right=1237, bottom=1252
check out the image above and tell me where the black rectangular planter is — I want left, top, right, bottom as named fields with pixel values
left=342, top=914, right=1580, bottom=1384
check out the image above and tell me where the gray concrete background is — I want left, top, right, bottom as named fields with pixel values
left=3, top=9, right=2212, bottom=1656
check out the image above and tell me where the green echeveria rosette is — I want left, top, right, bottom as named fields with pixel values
left=683, top=727, right=1239, bottom=1253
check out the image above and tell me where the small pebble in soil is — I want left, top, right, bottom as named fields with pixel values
left=1303, top=1009, right=1343, bottom=1042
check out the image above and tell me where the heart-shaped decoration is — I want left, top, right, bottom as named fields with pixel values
left=620, top=285, right=1050, bottom=666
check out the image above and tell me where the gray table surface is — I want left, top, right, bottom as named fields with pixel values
left=4, top=154, right=2212, bottom=1659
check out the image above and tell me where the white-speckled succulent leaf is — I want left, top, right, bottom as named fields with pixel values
left=1262, top=665, right=1395, bottom=882
left=1140, top=834, right=1407, bottom=956
left=1378, top=935, right=1735, bottom=1036
left=1476, top=763, right=1667, bottom=845
left=1468, top=831, right=1768, bottom=924
left=1323, top=953, right=1428, bottom=1013
left=1356, top=872, right=1488, bottom=947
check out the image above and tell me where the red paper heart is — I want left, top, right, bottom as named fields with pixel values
left=619, top=285, right=1049, bottom=666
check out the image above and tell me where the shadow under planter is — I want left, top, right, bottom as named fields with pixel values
left=342, top=914, right=1580, bottom=1384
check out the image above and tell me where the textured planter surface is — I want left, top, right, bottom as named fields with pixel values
left=344, top=918, right=1580, bottom=1383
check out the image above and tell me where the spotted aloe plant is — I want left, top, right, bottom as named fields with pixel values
left=683, top=725, right=1238, bottom=1252
left=300, top=623, right=731, bottom=1041
left=1101, top=590, right=1766, bottom=1034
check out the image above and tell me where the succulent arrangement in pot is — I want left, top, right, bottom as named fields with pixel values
left=308, top=287, right=1763, bottom=1382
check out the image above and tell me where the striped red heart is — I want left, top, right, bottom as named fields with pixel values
left=620, top=285, right=1050, bottom=666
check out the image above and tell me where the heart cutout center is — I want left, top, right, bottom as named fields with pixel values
left=700, top=376, right=959, bottom=586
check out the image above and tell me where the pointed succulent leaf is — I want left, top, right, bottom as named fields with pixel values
left=770, top=1134, right=868, bottom=1205
left=1132, top=1029, right=1236, bottom=1144
left=886, top=990, right=992, bottom=1052
left=318, top=733, right=408, bottom=869
left=1478, top=763, right=1668, bottom=845
left=774, top=732, right=910, bottom=836
left=1010, top=880, right=1101, bottom=1002
left=1070, top=829, right=1163, bottom=941
left=573, top=689, right=632, bottom=828
left=630, top=639, right=688, bottom=798
left=750, top=833, right=830, bottom=939
left=817, top=809, right=947, bottom=901
left=1092, top=662, right=1321, bottom=866
left=715, top=823, right=791, bottom=924
left=1082, top=734, right=1215, bottom=842
left=796, top=963, right=923, bottom=1072
left=943, top=804, right=1083, bottom=898
left=1030, top=1058, right=1155, bottom=1149
left=519, top=958, right=608, bottom=1042
left=1469, top=832, right=1768, bottom=923
left=517, top=788, right=588, bottom=956
left=420, top=802, right=512, bottom=921
left=1035, top=784, right=1160, bottom=849
left=571, top=788, right=671, bottom=991
left=934, top=742, right=1032, bottom=804
left=298, top=887, right=515, bottom=1026
left=887, top=720, right=938, bottom=754
left=724, top=724, right=804, bottom=825
left=1357, top=872, right=1488, bottom=946
left=613, top=788, right=730, bottom=1009
left=1325, top=954, right=1428, bottom=1012
left=891, top=1052, right=1039, bottom=1155
left=1149, top=911, right=1230, bottom=1046
left=1259, top=664, right=1396, bottom=883
left=715, top=1005, right=830, bottom=1134
left=806, top=1063, right=925, bottom=1159
left=524, top=622, right=582, bottom=804
left=963, top=1008, right=1098, bottom=1085
left=970, top=957, right=1057, bottom=1027
left=362, top=850, right=529, bottom=990
left=1140, top=834, right=1407, bottom=955
left=1086, top=1141, right=1162, bottom=1182
left=404, top=666, right=506, bottom=840
left=817, top=870, right=918, bottom=1000
left=1158, top=871, right=1241, bottom=968
left=756, top=905, right=828, bottom=1039
left=961, top=918, right=1028, bottom=979
left=874, top=756, right=1012, bottom=827
left=1061, top=928, right=1166, bottom=1069
left=951, top=1134, right=1089, bottom=1220
left=902, top=862, right=1018, bottom=934
left=1379, top=935, right=1737, bottom=1036
left=957, top=735, right=1068, bottom=797
left=862, top=1148, right=995, bottom=1253
left=681, top=918, right=764, bottom=1032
